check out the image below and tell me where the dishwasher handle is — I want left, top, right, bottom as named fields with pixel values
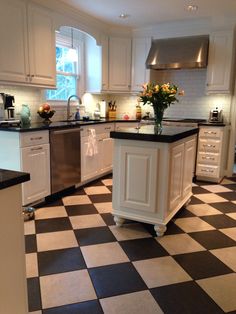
left=52, top=128, right=81, bottom=135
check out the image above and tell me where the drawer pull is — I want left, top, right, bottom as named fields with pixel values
left=31, top=147, right=43, bottom=151
left=204, top=131, right=217, bottom=135
left=202, top=156, right=215, bottom=160
left=30, top=136, right=42, bottom=140
left=203, top=144, right=216, bottom=148
left=105, top=127, right=111, bottom=130
left=201, top=169, right=214, bottom=173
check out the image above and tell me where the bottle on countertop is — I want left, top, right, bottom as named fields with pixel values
left=136, top=103, right=142, bottom=120
left=20, top=104, right=31, bottom=125
left=74, top=106, right=80, bottom=120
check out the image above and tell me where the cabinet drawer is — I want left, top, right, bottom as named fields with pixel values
left=198, top=139, right=221, bottom=153
left=196, top=164, right=219, bottom=177
left=80, top=123, right=114, bottom=137
left=20, top=130, right=49, bottom=147
left=197, top=152, right=220, bottom=165
left=199, top=127, right=222, bottom=139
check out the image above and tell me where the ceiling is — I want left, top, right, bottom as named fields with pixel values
left=60, top=0, right=236, bottom=28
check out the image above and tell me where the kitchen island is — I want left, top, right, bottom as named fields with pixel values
left=110, top=125, right=198, bottom=236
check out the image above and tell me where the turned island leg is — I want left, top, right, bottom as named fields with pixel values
left=154, top=224, right=167, bottom=237
left=114, top=216, right=125, bottom=227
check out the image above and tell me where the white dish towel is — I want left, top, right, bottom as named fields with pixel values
left=86, top=128, right=98, bottom=156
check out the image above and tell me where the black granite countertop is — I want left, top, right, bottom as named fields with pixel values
left=0, top=169, right=30, bottom=190
left=110, top=125, right=199, bottom=143
left=0, top=119, right=138, bottom=132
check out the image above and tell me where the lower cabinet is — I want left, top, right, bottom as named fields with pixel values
left=81, top=124, right=114, bottom=182
left=21, top=143, right=50, bottom=205
left=0, top=130, right=50, bottom=206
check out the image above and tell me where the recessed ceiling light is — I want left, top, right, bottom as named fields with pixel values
left=119, top=13, right=129, bottom=19
left=187, top=5, right=198, bottom=12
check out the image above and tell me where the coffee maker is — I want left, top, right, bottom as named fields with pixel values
left=0, top=93, right=16, bottom=121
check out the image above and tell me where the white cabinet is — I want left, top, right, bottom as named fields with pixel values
left=0, top=130, right=51, bottom=205
left=81, top=123, right=114, bottom=182
left=0, top=0, right=56, bottom=87
left=196, top=126, right=229, bottom=182
left=108, top=37, right=132, bottom=91
left=112, top=134, right=197, bottom=236
left=131, top=37, right=151, bottom=92
left=206, top=31, right=235, bottom=94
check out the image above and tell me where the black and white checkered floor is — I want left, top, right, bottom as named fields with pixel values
left=25, top=174, right=236, bottom=314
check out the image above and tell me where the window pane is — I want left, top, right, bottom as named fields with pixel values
left=56, top=46, right=77, bottom=74
left=46, top=74, right=77, bottom=101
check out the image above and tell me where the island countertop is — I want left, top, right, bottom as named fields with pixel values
left=110, top=125, right=199, bottom=143
left=0, top=169, right=30, bottom=190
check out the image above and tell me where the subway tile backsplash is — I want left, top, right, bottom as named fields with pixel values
left=0, top=68, right=232, bottom=123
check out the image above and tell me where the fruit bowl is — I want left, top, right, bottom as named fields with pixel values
left=37, top=110, right=55, bottom=121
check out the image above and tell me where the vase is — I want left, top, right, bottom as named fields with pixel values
left=20, top=104, right=31, bottom=126
left=153, top=105, right=165, bottom=134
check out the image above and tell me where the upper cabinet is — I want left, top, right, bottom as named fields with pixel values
left=206, top=30, right=235, bottom=94
left=108, top=37, right=132, bottom=92
left=131, top=37, right=151, bottom=92
left=0, top=0, right=56, bottom=88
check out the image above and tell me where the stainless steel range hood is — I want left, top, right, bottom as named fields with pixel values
left=146, top=35, right=209, bottom=70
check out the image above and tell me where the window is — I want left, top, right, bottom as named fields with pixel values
left=46, top=29, right=80, bottom=101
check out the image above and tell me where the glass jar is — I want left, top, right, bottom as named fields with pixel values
left=20, top=104, right=31, bottom=125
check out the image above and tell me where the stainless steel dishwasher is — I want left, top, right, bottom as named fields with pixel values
left=50, top=127, right=81, bottom=194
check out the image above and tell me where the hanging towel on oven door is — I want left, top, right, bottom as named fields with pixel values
left=86, top=128, right=98, bottom=156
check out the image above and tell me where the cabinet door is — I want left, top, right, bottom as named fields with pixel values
left=206, top=31, right=234, bottom=94
left=183, top=138, right=196, bottom=197
left=21, top=144, right=50, bottom=205
left=169, top=143, right=184, bottom=212
left=27, top=3, right=56, bottom=87
left=131, top=37, right=151, bottom=92
left=101, top=137, right=113, bottom=172
left=108, top=37, right=131, bottom=91
left=81, top=136, right=101, bottom=181
left=0, top=0, right=29, bottom=83
left=101, top=35, right=109, bottom=91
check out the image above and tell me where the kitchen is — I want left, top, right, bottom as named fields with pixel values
left=1, top=0, right=236, bottom=313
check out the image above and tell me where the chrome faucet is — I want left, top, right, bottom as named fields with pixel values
left=67, top=95, right=82, bottom=120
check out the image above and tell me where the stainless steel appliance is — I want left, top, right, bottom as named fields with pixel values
left=50, top=128, right=81, bottom=194
left=209, top=107, right=223, bottom=123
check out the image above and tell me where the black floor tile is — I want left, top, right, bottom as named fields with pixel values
left=27, top=277, right=42, bottom=312
left=201, top=214, right=236, bottom=229
left=174, top=207, right=195, bottom=218
left=119, top=238, right=169, bottom=261
left=173, top=251, right=233, bottom=280
left=192, top=186, right=212, bottom=194
left=165, top=220, right=185, bottom=235
left=74, top=226, right=117, bottom=246
left=88, top=193, right=112, bottom=203
left=107, top=186, right=112, bottom=192
left=89, top=262, right=147, bottom=298
left=45, top=199, right=64, bottom=207
left=195, top=180, right=215, bottom=186
left=71, top=188, right=86, bottom=195
left=226, top=176, right=236, bottom=182
left=217, top=191, right=236, bottom=201
left=42, top=300, right=103, bottom=314
left=151, top=281, right=224, bottom=314
left=209, top=201, right=236, bottom=213
left=100, top=213, right=116, bottom=226
left=35, top=217, right=72, bottom=234
left=65, top=204, right=98, bottom=216
left=38, top=247, right=86, bottom=276
left=83, top=179, right=105, bottom=187
left=25, top=234, right=37, bottom=253
left=189, top=230, right=236, bottom=250
left=189, top=196, right=205, bottom=205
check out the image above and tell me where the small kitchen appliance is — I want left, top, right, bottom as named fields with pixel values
left=209, top=107, right=223, bottom=123
left=0, top=93, right=20, bottom=126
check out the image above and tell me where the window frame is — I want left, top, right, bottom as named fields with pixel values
left=45, top=28, right=85, bottom=103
